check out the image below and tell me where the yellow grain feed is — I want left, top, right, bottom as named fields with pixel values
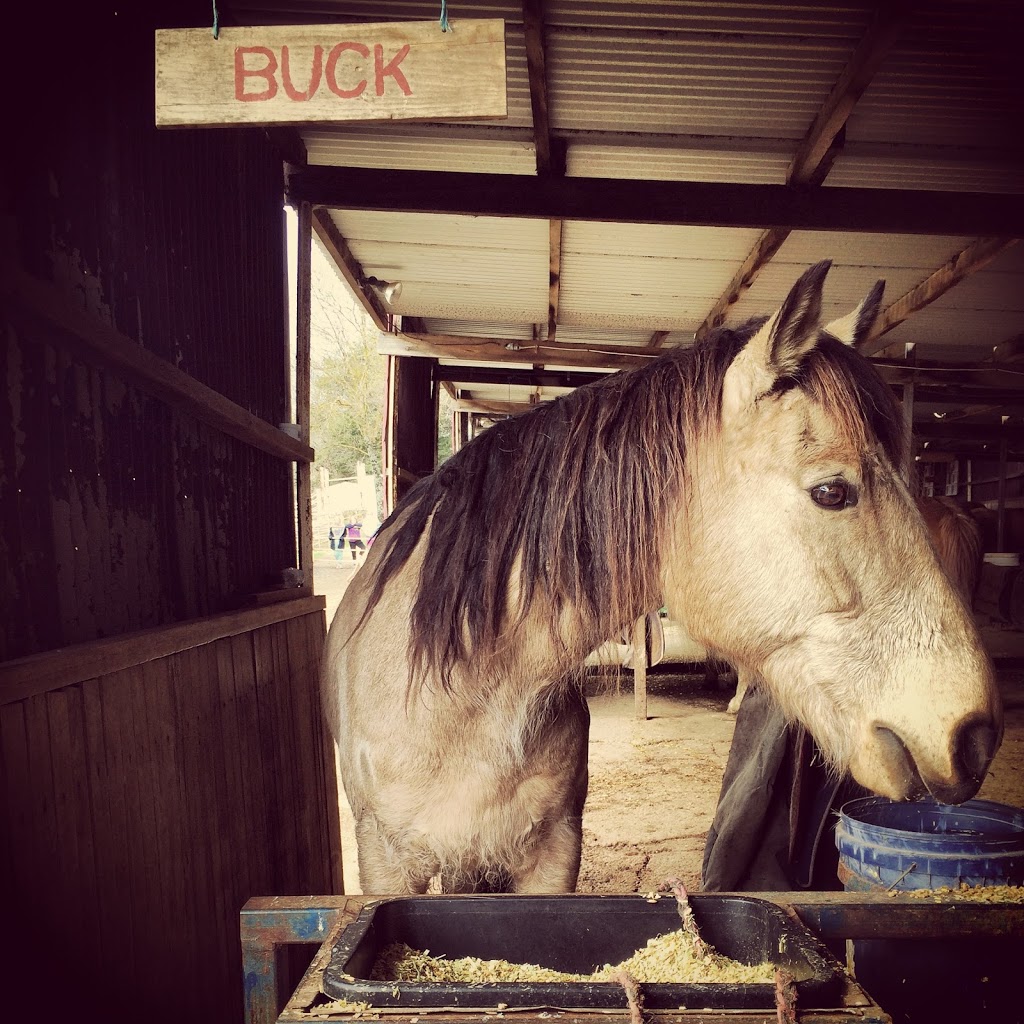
left=370, top=928, right=775, bottom=985
left=900, top=883, right=1024, bottom=902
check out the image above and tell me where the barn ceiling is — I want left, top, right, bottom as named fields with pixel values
left=234, top=0, right=1024, bottom=447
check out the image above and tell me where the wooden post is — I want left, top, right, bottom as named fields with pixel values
left=390, top=356, right=438, bottom=506
left=633, top=616, right=648, bottom=721
left=901, top=343, right=915, bottom=485
left=295, top=202, right=314, bottom=583
left=998, top=436, right=1009, bottom=552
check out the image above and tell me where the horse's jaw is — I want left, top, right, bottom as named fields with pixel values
left=760, top=637, right=1003, bottom=804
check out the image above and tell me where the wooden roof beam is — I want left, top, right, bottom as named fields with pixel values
left=436, top=365, right=606, bottom=389
left=456, top=398, right=535, bottom=416
left=859, top=237, right=1019, bottom=357
left=310, top=208, right=390, bottom=332
left=787, top=4, right=909, bottom=183
left=696, top=4, right=909, bottom=340
left=289, top=167, right=1024, bottom=235
left=695, top=227, right=791, bottom=341
left=381, top=330, right=661, bottom=371
left=522, top=0, right=563, bottom=178
left=989, top=331, right=1024, bottom=365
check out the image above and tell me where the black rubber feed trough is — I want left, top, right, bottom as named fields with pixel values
left=322, top=895, right=843, bottom=1010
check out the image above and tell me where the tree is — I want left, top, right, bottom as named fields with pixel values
left=309, top=248, right=387, bottom=480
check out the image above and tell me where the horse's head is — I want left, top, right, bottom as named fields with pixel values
left=669, top=261, right=1002, bottom=804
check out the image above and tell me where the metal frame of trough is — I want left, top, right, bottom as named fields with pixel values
left=240, top=892, right=1024, bottom=1024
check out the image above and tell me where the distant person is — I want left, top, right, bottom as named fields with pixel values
left=329, top=527, right=336, bottom=552
left=334, top=525, right=345, bottom=561
left=345, top=518, right=365, bottom=562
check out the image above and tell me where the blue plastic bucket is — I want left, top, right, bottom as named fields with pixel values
left=836, top=796, right=1024, bottom=891
left=836, top=796, right=1024, bottom=1023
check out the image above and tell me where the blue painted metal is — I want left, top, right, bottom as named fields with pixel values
left=240, top=898, right=351, bottom=1024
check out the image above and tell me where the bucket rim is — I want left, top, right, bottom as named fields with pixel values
left=837, top=795, right=1024, bottom=845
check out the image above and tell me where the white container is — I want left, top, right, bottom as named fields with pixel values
left=984, top=552, right=1020, bottom=567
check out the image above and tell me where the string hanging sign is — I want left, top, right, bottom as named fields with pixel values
left=155, top=19, right=506, bottom=127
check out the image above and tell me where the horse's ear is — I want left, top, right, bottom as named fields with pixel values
left=722, top=261, right=831, bottom=419
left=824, top=279, right=886, bottom=347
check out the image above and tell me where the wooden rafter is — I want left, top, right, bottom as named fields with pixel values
left=288, top=167, right=1024, bottom=236
left=436, top=365, right=605, bottom=389
left=858, top=237, right=1019, bottom=357
left=522, top=0, right=558, bottom=177
left=456, top=399, right=535, bottom=416
left=932, top=404, right=1006, bottom=423
left=648, top=330, right=671, bottom=348
left=696, top=227, right=791, bottom=341
left=286, top=167, right=1024, bottom=235
left=788, top=5, right=909, bottom=183
left=696, top=4, right=909, bottom=339
left=989, top=331, right=1024, bottom=364
left=310, top=208, right=390, bottom=332
left=380, top=330, right=661, bottom=370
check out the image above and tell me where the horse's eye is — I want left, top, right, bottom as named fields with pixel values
left=811, top=479, right=856, bottom=509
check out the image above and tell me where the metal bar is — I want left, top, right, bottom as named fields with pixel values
left=241, top=897, right=363, bottom=1024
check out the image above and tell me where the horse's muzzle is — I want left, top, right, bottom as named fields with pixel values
left=871, top=714, right=1002, bottom=805
left=926, top=714, right=1002, bottom=805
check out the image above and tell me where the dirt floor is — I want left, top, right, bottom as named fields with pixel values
left=316, top=558, right=1024, bottom=896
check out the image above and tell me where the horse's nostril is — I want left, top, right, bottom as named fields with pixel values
left=956, top=718, right=999, bottom=784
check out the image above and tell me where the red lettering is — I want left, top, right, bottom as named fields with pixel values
left=280, top=45, right=323, bottom=101
left=234, top=46, right=278, bottom=102
left=374, top=43, right=411, bottom=96
left=325, top=42, right=368, bottom=99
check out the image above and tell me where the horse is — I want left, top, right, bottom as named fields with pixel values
left=917, top=496, right=983, bottom=603
left=726, top=495, right=984, bottom=713
left=322, top=261, right=1002, bottom=895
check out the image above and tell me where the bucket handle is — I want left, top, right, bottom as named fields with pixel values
left=886, top=862, right=918, bottom=891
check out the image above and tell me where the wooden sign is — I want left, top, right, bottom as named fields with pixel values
left=155, top=20, right=507, bottom=127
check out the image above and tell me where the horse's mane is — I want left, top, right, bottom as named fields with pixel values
left=362, top=322, right=905, bottom=686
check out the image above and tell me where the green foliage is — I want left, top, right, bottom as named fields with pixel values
left=309, top=258, right=387, bottom=479
left=437, top=387, right=454, bottom=466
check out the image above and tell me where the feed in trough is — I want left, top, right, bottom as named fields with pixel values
left=369, top=928, right=775, bottom=985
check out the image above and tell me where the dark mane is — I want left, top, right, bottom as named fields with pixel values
left=362, top=323, right=904, bottom=685
left=798, top=333, right=907, bottom=469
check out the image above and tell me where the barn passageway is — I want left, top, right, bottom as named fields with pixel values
left=319, top=560, right=1024, bottom=895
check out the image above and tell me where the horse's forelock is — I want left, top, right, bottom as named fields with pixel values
left=795, top=335, right=907, bottom=471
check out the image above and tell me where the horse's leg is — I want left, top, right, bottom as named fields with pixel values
left=510, top=814, right=585, bottom=893
left=353, top=816, right=433, bottom=895
left=726, top=666, right=752, bottom=715
left=510, top=686, right=590, bottom=894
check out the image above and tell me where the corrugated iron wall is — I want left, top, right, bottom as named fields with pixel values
left=2, top=3, right=294, bottom=661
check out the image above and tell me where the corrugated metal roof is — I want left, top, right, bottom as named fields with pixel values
left=251, top=1, right=1024, bottom=412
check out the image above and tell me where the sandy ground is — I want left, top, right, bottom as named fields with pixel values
left=316, top=558, right=1024, bottom=895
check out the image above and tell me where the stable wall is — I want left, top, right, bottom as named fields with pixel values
left=2, top=4, right=339, bottom=1020
left=1, top=602, right=338, bottom=1021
